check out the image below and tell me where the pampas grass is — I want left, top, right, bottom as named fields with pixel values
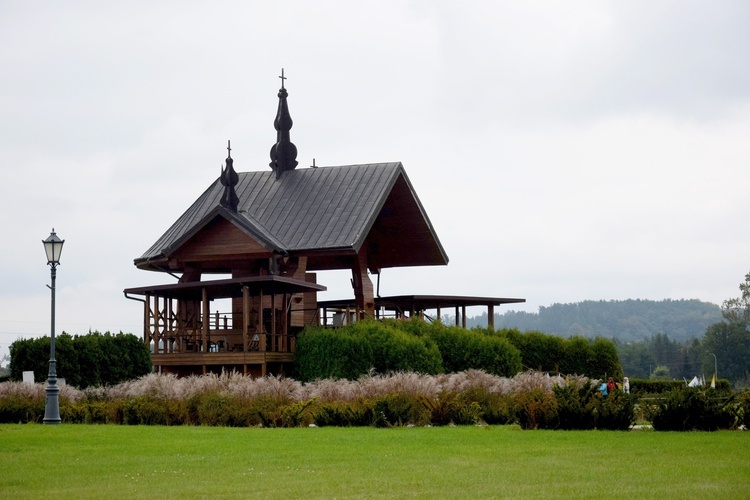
left=0, top=369, right=591, bottom=403
left=0, top=370, right=609, bottom=426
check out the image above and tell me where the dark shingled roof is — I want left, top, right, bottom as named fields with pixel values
left=135, top=162, right=448, bottom=270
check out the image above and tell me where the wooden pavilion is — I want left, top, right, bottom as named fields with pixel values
left=125, top=74, right=524, bottom=376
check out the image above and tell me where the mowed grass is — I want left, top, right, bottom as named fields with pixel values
left=1, top=425, right=748, bottom=499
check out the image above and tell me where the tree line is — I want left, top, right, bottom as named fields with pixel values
left=464, top=299, right=722, bottom=342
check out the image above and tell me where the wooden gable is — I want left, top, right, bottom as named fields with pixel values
left=169, top=215, right=273, bottom=267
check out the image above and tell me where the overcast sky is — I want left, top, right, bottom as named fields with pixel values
left=1, top=1, right=749, bottom=356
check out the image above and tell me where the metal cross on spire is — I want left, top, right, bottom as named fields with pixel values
left=279, top=68, right=286, bottom=89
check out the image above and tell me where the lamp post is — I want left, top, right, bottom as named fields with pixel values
left=42, top=229, right=64, bottom=425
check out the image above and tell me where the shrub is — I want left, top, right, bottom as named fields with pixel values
left=649, top=388, right=735, bottom=431
left=312, top=400, right=374, bottom=427
left=428, top=325, right=521, bottom=376
left=372, top=393, right=431, bottom=427
left=123, top=396, right=172, bottom=426
left=9, top=332, right=151, bottom=388
left=457, top=386, right=515, bottom=425
left=738, top=391, right=750, bottom=429
left=515, top=389, right=558, bottom=430
left=552, top=382, right=597, bottom=430
left=0, top=394, right=44, bottom=423
left=593, top=392, right=637, bottom=430
left=295, top=327, right=375, bottom=381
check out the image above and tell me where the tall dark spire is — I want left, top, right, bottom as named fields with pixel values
left=269, top=68, right=298, bottom=179
left=220, top=140, right=239, bottom=212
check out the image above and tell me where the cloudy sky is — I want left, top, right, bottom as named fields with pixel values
left=1, top=1, right=749, bottom=355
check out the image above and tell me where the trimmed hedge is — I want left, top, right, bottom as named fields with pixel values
left=295, top=320, right=443, bottom=381
left=295, top=320, right=522, bottom=381
left=10, top=331, right=151, bottom=388
left=648, top=388, right=736, bottom=431
left=628, top=378, right=733, bottom=395
left=501, top=329, right=622, bottom=380
left=425, top=325, right=521, bottom=377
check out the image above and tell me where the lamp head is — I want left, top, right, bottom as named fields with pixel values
left=43, top=228, right=64, bottom=266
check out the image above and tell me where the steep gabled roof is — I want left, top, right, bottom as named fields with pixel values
left=135, top=162, right=448, bottom=272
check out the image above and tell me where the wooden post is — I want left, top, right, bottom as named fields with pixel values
left=352, top=251, right=375, bottom=320
left=201, top=287, right=209, bottom=353
left=488, top=305, right=495, bottom=330
left=461, top=306, right=466, bottom=329
left=455, top=306, right=459, bottom=326
left=271, top=293, right=277, bottom=352
left=144, top=293, right=151, bottom=346
left=259, top=289, right=266, bottom=352
left=242, top=286, right=249, bottom=353
left=282, top=293, right=288, bottom=352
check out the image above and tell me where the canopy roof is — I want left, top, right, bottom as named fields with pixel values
left=124, top=275, right=326, bottom=301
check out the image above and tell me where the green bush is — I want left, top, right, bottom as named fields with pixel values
left=649, top=388, right=735, bottom=431
left=629, top=378, right=733, bottom=395
left=312, top=400, right=374, bottom=427
left=123, top=396, right=172, bottom=426
left=357, top=321, right=443, bottom=375
left=428, top=325, right=521, bottom=376
left=552, top=382, right=597, bottom=430
left=594, top=392, right=637, bottom=430
left=457, top=387, right=516, bottom=425
left=515, top=389, right=558, bottom=430
left=294, top=327, right=375, bottom=381
left=10, top=332, right=151, bottom=388
left=373, top=393, right=431, bottom=427
left=738, top=391, right=750, bottom=429
left=0, top=394, right=44, bottom=423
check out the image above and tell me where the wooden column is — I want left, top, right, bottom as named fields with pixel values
left=201, top=287, right=209, bottom=352
left=488, top=305, right=495, bottom=330
left=461, top=306, right=467, bottom=329
left=271, top=293, right=277, bottom=351
left=242, top=286, right=249, bottom=353
left=258, top=289, right=266, bottom=352
left=281, top=293, right=289, bottom=352
left=455, top=307, right=459, bottom=326
left=144, top=293, right=151, bottom=346
left=352, top=251, right=375, bottom=320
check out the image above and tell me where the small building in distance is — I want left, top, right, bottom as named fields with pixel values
left=124, top=73, right=524, bottom=377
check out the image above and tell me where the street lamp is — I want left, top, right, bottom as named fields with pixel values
left=42, top=229, right=64, bottom=425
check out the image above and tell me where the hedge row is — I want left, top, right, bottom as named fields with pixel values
left=628, top=378, right=733, bottom=395
left=295, top=320, right=622, bottom=382
left=0, top=387, right=633, bottom=429
left=3, top=374, right=746, bottom=430
left=10, top=332, right=151, bottom=388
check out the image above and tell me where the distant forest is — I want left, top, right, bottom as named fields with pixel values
left=463, top=299, right=722, bottom=342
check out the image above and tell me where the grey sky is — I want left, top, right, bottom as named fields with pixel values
left=1, top=1, right=748, bottom=355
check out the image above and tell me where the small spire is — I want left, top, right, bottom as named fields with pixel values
left=220, top=140, right=239, bottom=212
left=269, top=69, right=298, bottom=179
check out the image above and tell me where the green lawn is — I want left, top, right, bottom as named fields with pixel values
left=1, top=424, right=748, bottom=498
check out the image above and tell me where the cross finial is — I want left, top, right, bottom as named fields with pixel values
left=227, top=139, right=231, bottom=158
left=279, top=68, right=286, bottom=89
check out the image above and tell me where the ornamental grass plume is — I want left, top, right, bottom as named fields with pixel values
left=354, top=371, right=442, bottom=400
left=510, top=370, right=566, bottom=394
left=227, top=373, right=304, bottom=402
left=0, top=380, right=84, bottom=401
left=439, top=369, right=514, bottom=395
left=302, top=377, right=360, bottom=403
